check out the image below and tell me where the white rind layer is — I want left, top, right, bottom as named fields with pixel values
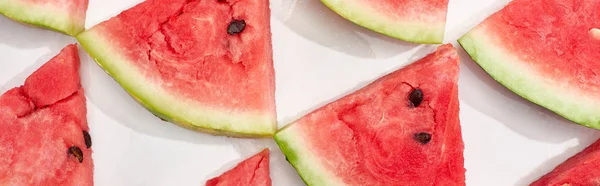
left=274, top=123, right=347, bottom=185
left=0, top=0, right=84, bottom=36
left=459, top=25, right=600, bottom=128
left=321, top=0, right=446, bottom=44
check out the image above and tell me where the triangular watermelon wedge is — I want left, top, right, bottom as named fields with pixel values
left=0, top=44, right=93, bottom=185
left=275, top=44, right=464, bottom=185
left=458, top=0, right=600, bottom=129
left=77, top=0, right=276, bottom=137
left=0, top=0, right=89, bottom=36
left=205, top=148, right=271, bottom=186
left=531, top=139, right=600, bottom=185
left=321, top=0, right=449, bottom=44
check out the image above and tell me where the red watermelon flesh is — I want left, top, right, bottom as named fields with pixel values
left=0, top=44, right=92, bottom=185
left=531, top=138, right=600, bottom=186
left=77, top=0, right=276, bottom=137
left=458, top=0, right=600, bottom=128
left=24, top=43, right=81, bottom=108
left=0, top=0, right=89, bottom=36
left=206, top=148, right=271, bottom=186
left=274, top=44, right=464, bottom=185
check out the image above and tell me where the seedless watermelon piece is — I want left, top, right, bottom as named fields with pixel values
left=321, top=0, right=449, bottom=44
left=206, top=149, right=271, bottom=186
left=0, top=44, right=92, bottom=185
left=77, top=0, right=276, bottom=137
left=531, top=138, right=600, bottom=185
left=0, top=87, right=35, bottom=117
left=458, top=0, right=600, bottom=128
left=0, top=0, right=88, bottom=36
left=24, top=44, right=81, bottom=108
left=275, top=44, right=464, bottom=185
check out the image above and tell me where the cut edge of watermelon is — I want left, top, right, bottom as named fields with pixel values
left=321, top=0, right=445, bottom=44
left=77, top=30, right=277, bottom=138
left=458, top=27, right=600, bottom=128
left=0, top=1, right=85, bottom=36
left=274, top=126, right=344, bottom=185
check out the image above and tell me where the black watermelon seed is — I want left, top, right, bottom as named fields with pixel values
left=83, top=131, right=92, bottom=149
left=409, top=88, right=424, bottom=107
left=413, top=132, right=432, bottom=144
left=217, top=0, right=226, bottom=2
left=68, top=146, right=84, bottom=163
left=227, top=20, right=246, bottom=35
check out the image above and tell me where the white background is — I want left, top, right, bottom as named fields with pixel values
left=1, top=0, right=599, bottom=185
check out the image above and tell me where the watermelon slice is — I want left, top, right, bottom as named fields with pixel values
left=77, top=0, right=276, bottom=137
left=0, top=44, right=93, bottom=185
left=458, top=0, right=600, bottom=128
left=206, top=148, right=271, bottom=186
left=275, top=44, right=464, bottom=185
left=321, top=0, right=449, bottom=44
left=531, top=138, right=600, bottom=185
left=0, top=0, right=89, bottom=36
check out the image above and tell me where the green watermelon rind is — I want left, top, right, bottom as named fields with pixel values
left=0, top=1, right=84, bottom=36
left=458, top=28, right=600, bottom=129
left=274, top=125, right=343, bottom=186
left=320, top=0, right=445, bottom=44
left=77, top=30, right=277, bottom=138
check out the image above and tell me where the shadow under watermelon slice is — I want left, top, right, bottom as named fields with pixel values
left=530, top=137, right=600, bottom=185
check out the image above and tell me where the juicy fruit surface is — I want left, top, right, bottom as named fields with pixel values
left=77, top=0, right=276, bottom=136
left=531, top=139, right=600, bottom=186
left=473, top=0, right=600, bottom=90
left=321, top=0, right=449, bottom=43
left=275, top=44, right=464, bottom=185
left=459, top=0, right=600, bottom=127
left=206, top=149, right=271, bottom=186
left=0, top=44, right=92, bottom=185
left=351, top=0, right=448, bottom=24
left=0, top=0, right=88, bottom=35
left=24, top=43, right=81, bottom=107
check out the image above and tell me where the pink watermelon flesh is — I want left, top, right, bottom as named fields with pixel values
left=206, top=148, right=271, bottom=186
left=77, top=0, right=276, bottom=136
left=531, top=138, right=600, bottom=186
left=361, top=0, right=447, bottom=21
left=275, top=44, right=464, bottom=185
left=0, top=44, right=92, bottom=185
left=458, top=0, right=600, bottom=128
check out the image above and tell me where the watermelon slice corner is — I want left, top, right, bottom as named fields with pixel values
left=530, top=138, right=600, bottom=186
left=0, top=44, right=93, bottom=185
left=275, top=43, right=464, bottom=185
left=77, top=0, right=277, bottom=137
left=458, top=0, right=600, bottom=129
left=321, top=0, right=449, bottom=44
left=205, top=148, right=271, bottom=186
left=0, top=0, right=89, bottom=36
